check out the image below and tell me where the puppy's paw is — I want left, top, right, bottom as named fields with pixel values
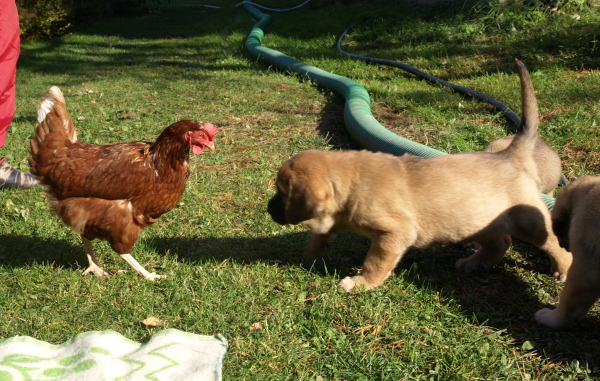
left=549, top=259, right=569, bottom=282
left=552, top=271, right=567, bottom=282
left=535, top=308, right=564, bottom=329
left=455, top=257, right=471, bottom=273
left=338, top=276, right=376, bottom=292
left=548, top=247, right=572, bottom=282
left=455, top=257, right=488, bottom=273
left=338, top=276, right=357, bottom=292
left=466, top=242, right=481, bottom=251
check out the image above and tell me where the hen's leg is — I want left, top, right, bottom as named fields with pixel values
left=80, top=236, right=110, bottom=277
left=119, top=254, right=166, bottom=281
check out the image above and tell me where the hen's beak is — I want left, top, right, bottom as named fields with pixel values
left=206, top=143, right=216, bottom=152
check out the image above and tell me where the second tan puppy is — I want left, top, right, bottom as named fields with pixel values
left=484, top=135, right=563, bottom=196
left=535, top=176, right=600, bottom=329
left=268, top=59, right=572, bottom=292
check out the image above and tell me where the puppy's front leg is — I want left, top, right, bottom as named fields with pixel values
left=535, top=252, right=600, bottom=329
left=455, top=235, right=511, bottom=273
left=338, top=234, right=405, bottom=292
left=305, top=232, right=336, bottom=259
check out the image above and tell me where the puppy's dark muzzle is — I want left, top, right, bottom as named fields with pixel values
left=268, top=193, right=288, bottom=225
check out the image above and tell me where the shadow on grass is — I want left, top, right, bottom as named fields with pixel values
left=18, top=37, right=233, bottom=87
left=0, top=234, right=84, bottom=270
left=155, top=231, right=600, bottom=376
left=18, top=0, right=598, bottom=95
left=314, top=95, right=360, bottom=151
left=399, top=243, right=600, bottom=376
left=1, top=228, right=599, bottom=374
left=254, top=93, right=600, bottom=372
left=308, top=94, right=600, bottom=367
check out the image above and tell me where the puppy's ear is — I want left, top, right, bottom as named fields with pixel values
left=552, top=218, right=570, bottom=251
left=285, top=192, right=315, bottom=225
left=285, top=178, right=333, bottom=225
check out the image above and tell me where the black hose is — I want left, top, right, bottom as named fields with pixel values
left=337, top=25, right=569, bottom=188
left=337, top=26, right=522, bottom=128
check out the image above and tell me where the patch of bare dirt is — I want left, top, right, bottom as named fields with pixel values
left=372, top=101, right=442, bottom=147
left=561, top=143, right=600, bottom=180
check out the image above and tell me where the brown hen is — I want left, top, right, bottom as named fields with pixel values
left=29, top=86, right=217, bottom=280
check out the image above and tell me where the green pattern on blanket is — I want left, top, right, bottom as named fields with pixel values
left=0, top=329, right=227, bottom=381
left=0, top=353, right=95, bottom=379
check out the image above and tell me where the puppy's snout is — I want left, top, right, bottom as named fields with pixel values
left=268, top=193, right=288, bottom=225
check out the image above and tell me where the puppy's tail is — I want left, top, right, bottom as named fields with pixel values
left=507, top=59, right=539, bottom=154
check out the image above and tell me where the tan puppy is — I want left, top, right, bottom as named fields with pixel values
left=466, top=135, right=564, bottom=251
left=484, top=135, right=563, bottom=196
left=268, top=59, right=572, bottom=292
left=535, top=176, right=600, bottom=329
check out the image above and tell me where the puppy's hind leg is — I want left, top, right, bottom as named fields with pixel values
left=512, top=206, right=572, bottom=281
left=536, top=235, right=572, bottom=281
left=456, top=235, right=512, bottom=274
left=338, top=233, right=407, bottom=292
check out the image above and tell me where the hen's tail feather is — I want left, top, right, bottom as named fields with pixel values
left=29, top=86, right=78, bottom=178
left=36, top=85, right=77, bottom=143
left=37, top=86, right=65, bottom=123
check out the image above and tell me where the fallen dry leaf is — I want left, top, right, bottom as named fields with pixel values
left=250, top=321, right=264, bottom=330
left=141, top=316, right=163, bottom=327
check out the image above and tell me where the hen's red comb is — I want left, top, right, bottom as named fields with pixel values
left=202, top=123, right=218, bottom=138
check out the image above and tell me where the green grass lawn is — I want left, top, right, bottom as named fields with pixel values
left=1, top=0, right=600, bottom=379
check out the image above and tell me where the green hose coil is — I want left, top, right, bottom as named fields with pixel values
left=243, top=4, right=555, bottom=209
left=244, top=4, right=444, bottom=159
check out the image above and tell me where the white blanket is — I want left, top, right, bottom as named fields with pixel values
left=0, top=329, right=227, bottom=380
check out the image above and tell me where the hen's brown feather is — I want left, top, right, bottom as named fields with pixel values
left=29, top=86, right=216, bottom=278
left=53, top=197, right=143, bottom=253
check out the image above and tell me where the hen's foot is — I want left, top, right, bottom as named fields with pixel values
left=119, top=253, right=166, bottom=281
left=0, top=159, right=40, bottom=190
left=81, top=263, right=110, bottom=278
left=144, top=272, right=167, bottom=281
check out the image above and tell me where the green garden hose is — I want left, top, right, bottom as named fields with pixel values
left=244, top=4, right=444, bottom=159
left=242, top=3, right=555, bottom=209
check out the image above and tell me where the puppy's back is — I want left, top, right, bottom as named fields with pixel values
left=484, top=135, right=562, bottom=195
